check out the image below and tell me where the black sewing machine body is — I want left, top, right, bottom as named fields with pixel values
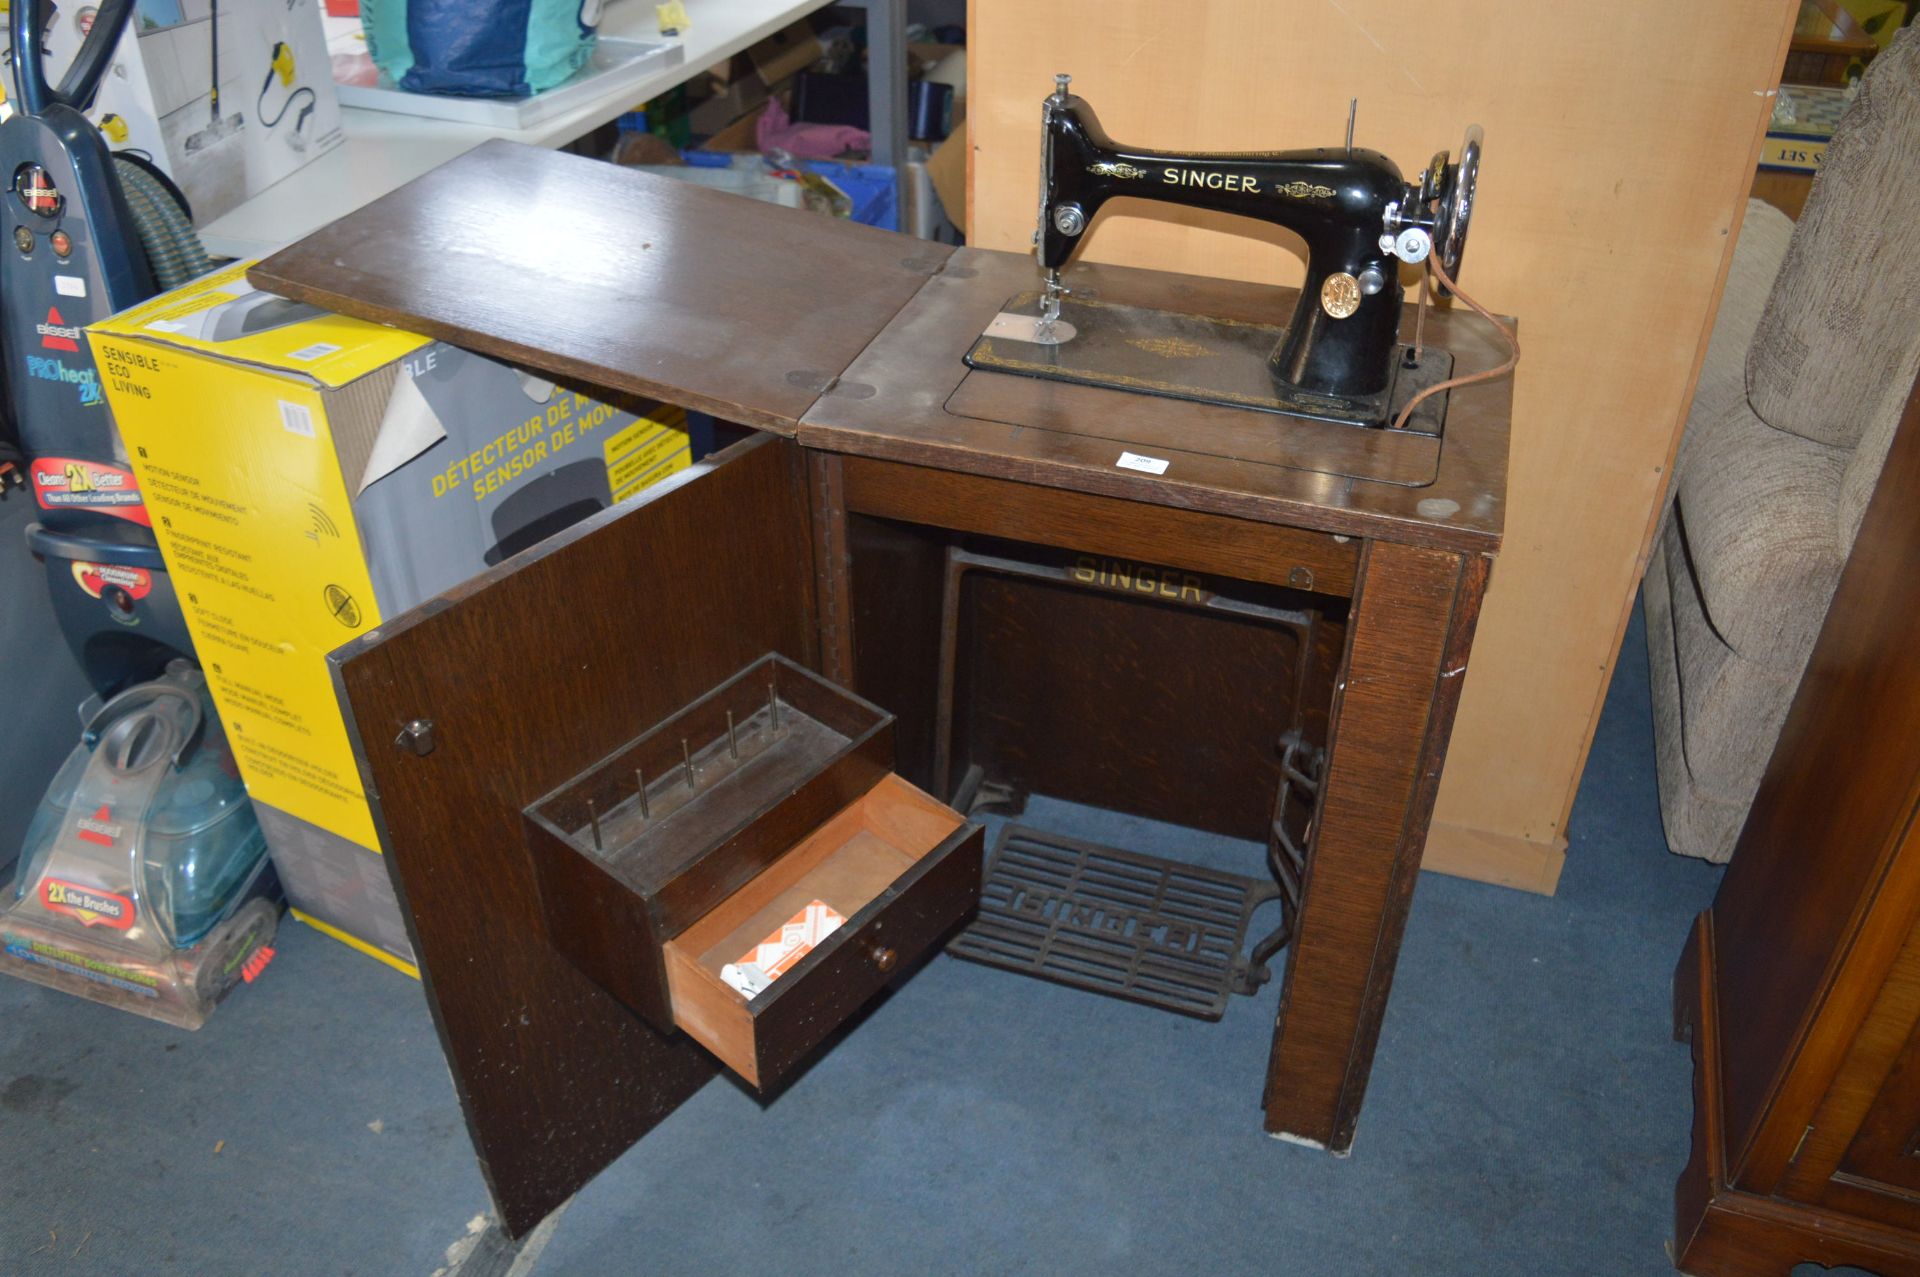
left=964, top=80, right=1482, bottom=432
left=1039, top=108, right=1409, bottom=398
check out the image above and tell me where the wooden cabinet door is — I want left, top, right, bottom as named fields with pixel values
left=1838, top=1013, right=1920, bottom=1205
left=330, top=433, right=821, bottom=1235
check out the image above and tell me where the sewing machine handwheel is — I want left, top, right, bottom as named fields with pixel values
left=1432, top=123, right=1482, bottom=293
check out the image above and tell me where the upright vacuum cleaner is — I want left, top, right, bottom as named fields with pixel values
left=2, top=0, right=195, bottom=690
left=1, top=0, right=278, bottom=1027
left=3, top=0, right=156, bottom=548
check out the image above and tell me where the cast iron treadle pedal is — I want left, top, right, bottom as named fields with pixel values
left=947, top=825, right=1273, bottom=1020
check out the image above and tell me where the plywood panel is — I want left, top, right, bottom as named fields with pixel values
left=966, top=0, right=1798, bottom=886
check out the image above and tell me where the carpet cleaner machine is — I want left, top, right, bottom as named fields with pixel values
left=1, top=0, right=278, bottom=1027
left=7, top=662, right=280, bottom=1028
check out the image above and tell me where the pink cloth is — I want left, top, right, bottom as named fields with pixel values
left=755, top=97, right=869, bottom=159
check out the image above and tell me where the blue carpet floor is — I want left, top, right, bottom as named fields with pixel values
left=2, top=605, right=1747, bottom=1275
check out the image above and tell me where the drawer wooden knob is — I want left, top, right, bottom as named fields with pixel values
left=870, top=943, right=898, bottom=973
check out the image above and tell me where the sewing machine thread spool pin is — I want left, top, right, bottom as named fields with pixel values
left=635, top=767, right=649, bottom=820
left=1346, top=98, right=1357, bottom=154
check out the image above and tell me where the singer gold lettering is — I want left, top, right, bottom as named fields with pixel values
left=1160, top=167, right=1261, bottom=193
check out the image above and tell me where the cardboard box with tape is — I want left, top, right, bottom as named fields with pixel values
left=90, top=263, right=704, bottom=971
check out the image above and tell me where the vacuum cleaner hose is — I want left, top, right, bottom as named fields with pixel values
left=113, top=158, right=216, bottom=292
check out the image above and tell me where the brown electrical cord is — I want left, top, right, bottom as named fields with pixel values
left=1390, top=254, right=1519, bottom=431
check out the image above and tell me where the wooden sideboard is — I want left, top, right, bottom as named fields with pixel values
left=1674, top=368, right=1920, bottom=1274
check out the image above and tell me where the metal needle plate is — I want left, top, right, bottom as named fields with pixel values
left=983, top=310, right=1078, bottom=345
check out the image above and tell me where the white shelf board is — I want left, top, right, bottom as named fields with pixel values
left=198, top=0, right=839, bottom=260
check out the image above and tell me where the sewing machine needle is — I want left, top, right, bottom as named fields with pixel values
left=1039, top=268, right=1062, bottom=337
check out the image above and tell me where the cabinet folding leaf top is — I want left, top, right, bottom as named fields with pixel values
left=251, top=141, right=1511, bottom=1236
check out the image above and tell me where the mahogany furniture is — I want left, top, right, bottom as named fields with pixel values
left=1783, top=0, right=1880, bottom=86
left=1673, top=367, right=1920, bottom=1275
left=251, top=141, right=1511, bottom=1237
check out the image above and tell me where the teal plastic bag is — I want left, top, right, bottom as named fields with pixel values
left=361, top=0, right=601, bottom=98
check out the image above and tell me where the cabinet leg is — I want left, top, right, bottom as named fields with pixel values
left=807, top=451, right=855, bottom=685
left=1262, top=542, right=1488, bottom=1149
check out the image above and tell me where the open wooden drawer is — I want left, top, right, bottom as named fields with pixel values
left=524, top=653, right=982, bottom=1091
left=663, top=774, right=977, bottom=1087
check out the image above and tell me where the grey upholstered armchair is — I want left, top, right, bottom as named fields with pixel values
left=1645, top=27, right=1920, bottom=862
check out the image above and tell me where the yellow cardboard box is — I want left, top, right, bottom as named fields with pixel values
left=91, top=263, right=695, bottom=972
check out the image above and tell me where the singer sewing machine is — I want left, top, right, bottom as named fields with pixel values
left=964, top=75, right=1483, bottom=433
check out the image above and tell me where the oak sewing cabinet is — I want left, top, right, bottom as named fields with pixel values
left=249, top=141, right=1512, bottom=1236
